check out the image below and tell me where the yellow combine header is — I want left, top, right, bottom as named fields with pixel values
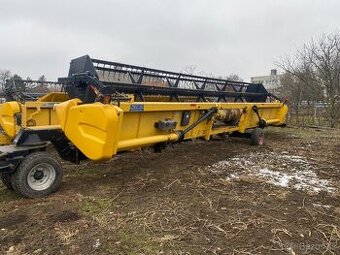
left=0, top=55, right=288, bottom=198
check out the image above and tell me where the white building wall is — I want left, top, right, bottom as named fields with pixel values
left=250, top=70, right=282, bottom=93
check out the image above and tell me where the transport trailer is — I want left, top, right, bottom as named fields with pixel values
left=0, top=56, right=288, bottom=198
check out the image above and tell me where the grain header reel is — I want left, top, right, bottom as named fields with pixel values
left=60, top=55, right=277, bottom=104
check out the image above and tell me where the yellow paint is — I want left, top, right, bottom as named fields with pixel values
left=52, top=100, right=288, bottom=160
left=0, top=92, right=288, bottom=162
left=0, top=92, right=70, bottom=144
left=0, top=101, right=20, bottom=138
left=117, top=133, right=179, bottom=150
left=59, top=103, right=122, bottom=160
left=0, top=132, right=11, bottom=144
left=54, top=99, right=81, bottom=130
left=37, top=92, right=69, bottom=102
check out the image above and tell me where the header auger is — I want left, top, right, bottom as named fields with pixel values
left=0, top=55, right=288, bottom=198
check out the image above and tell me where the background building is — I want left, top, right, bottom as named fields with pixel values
left=250, top=69, right=282, bottom=93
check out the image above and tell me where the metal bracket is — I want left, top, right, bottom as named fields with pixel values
left=252, top=105, right=267, bottom=128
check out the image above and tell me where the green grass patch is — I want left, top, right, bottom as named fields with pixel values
left=80, top=197, right=114, bottom=215
left=113, top=230, right=160, bottom=255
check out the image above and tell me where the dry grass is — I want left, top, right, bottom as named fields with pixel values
left=0, top=128, right=340, bottom=254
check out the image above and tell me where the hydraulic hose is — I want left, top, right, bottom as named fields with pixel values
left=177, top=107, right=218, bottom=141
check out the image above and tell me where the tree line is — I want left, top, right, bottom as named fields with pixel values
left=0, top=71, right=49, bottom=95
left=278, top=32, right=340, bottom=128
left=1, top=33, right=339, bottom=128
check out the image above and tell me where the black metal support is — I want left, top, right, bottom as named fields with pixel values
left=58, top=55, right=281, bottom=104
left=2, top=79, right=63, bottom=102
left=252, top=105, right=267, bottom=128
left=13, top=128, right=87, bottom=164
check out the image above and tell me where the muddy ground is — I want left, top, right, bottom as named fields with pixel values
left=0, top=127, right=340, bottom=255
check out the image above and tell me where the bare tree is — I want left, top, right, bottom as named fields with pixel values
left=226, top=73, right=243, bottom=82
left=38, top=75, right=46, bottom=82
left=182, top=65, right=244, bottom=92
left=0, top=70, right=11, bottom=92
left=278, top=32, right=340, bottom=127
left=182, top=65, right=197, bottom=75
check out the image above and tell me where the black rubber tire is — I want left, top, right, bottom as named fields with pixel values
left=12, top=152, right=63, bottom=198
left=250, top=128, right=265, bottom=146
left=1, top=173, right=14, bottom=190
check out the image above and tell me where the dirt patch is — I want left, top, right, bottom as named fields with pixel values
left=0, top=214, right=27, bottom=229
left=0, top=127, right=340, bottom=254
left=49, top=210, right=81, bottom=223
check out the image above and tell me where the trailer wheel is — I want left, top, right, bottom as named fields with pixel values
left=250, top=128, right=264, bottom=145
left=12, top=152, right=63, bottom=198
left=1, top=173, right=14, bottom=190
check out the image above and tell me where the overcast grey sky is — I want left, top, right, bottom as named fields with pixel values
left=0, top=0, right=339, bottom=81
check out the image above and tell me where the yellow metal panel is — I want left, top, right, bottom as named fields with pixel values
left=37, top=92, right=69, bottom=102
left=27, top=125, right=61, bottom=130
left=16, top=92, right=70, bottom=129
left=137, top=112, right=175, bottom=137
left=0, top=102, right=20, bottom=138
left=210, top=126, right=240, bottom=135
left=117, top=133, right=178, bottom=151
left=278, top=104, right=288, bottom=123
left=0, top=96, right=289, bottom=155
left=118, top=113, right=140, bottom=140
left=62, top=103, right=121, bottom=160
left=119, top=102, right=283, bottom=112
left=25, top=107, right=55, bottom=126
left=54, top=99, right=82, bottom=131
left=0, top=132, right=12, bottom=145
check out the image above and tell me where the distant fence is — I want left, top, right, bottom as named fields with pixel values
left=286, top=103, right=339, bottom=128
